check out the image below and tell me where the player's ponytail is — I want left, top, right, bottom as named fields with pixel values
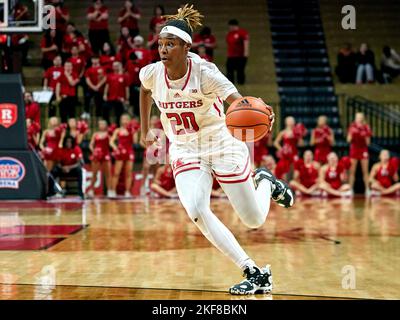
left=163, top=4, right=203, bottom=37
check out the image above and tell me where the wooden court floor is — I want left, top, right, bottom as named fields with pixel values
left=0, top=196, right=399, bottom=300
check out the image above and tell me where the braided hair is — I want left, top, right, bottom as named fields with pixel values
left=162, top=4, right=204, bottom=37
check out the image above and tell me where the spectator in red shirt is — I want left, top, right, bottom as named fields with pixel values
left=103, top=61, right=130, bottom=125
left=226, top=19, right=249, bottom=84
left=56, top=61, right=80, bottom=123
left=147, top=23, right=162, bottom=63
left=85, top=56, right=107, bottom=117
left=118, top=0, right=141, bottom=37
left=24, top=92, right=41, bottom=127
left=100, top=42, right=118, bottom=73
left=197, top=45, right=212, bottom=62
left=87, top=0, right=111, bottom=55
left=78, top=39, right=94, bottom=63
left=192, top=26, right=217, bottom=58
left=51, top=135, right=84, bottom=199
left=347, top=112, right=372, bottom=192
left=67, top=45, right=86, bottom=79
left=52, top=0, right=70, bottom=39
left=149, top=5, right=166, bottom=32
left=43, top=55, right=63, bottom=117
left=41, top=29, right=60, bottom=70
left=117, top=26, right=135, bottom=65
left=125, top=35, right=151, bottom=66
left=125, top=51, right=144, bottom=116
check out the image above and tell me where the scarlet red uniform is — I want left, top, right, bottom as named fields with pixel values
left=276, top=131, right=299, bottom=175
left=25, top=102, right=41, bottom=126
left=85, top=65, right=106, bottom=92
left=106, top=73, right=128, bottom=101
left=90, top=133, right=111, bottom=162
left=59, top=146, right=83, bottom=166
left=226, top=28, right=249, bottom=58
left=158, top=166, right=175, bottom=192
left=313, top=125, right=333, bottom=163
left=348, top=122, right=372, bottom=160
left=374, top=164, right=395, bottom=188
left=59, top=71, right=78, bottom=97
left=27, top=122, right=41, bottom=149
left=325, top=166, right=343, bottom=190
left=44, top=66, right=63, bottom=91
left=113, top=128, right=134, bottom=161
left=42, top=127, right=62, bottom=161
left=298, top=163, right=319, bottom=188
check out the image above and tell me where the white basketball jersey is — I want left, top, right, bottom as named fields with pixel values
left=140, top=53, right=237, bottom=145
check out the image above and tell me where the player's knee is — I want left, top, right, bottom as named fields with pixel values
left=184, top=201, right=209, bottom=223
left=242, top=214, right=266, bottom=229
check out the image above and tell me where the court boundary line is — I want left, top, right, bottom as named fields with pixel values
left=0, top=282, right=376, bottom=300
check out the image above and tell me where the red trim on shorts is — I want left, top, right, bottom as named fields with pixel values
left=173, top=161, right=201, bottom=172
left=213, top=157, right=250, bottom=178
left=217, top=171, right=252, bottom=184
left=213, top=103, right=221, bottom=117
left=174, top=166, right=201, bottom=178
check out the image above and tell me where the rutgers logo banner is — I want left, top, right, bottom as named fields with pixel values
left=0, top=103, right=18, bottom=129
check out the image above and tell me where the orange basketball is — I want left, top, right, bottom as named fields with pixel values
left=226, top=96, right=274, bottom=142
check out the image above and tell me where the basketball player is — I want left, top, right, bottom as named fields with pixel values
left=319, top=152, right=352, bottom=197
left=369, top=149, right=400, bottom=196
left=139, top=4, right=294, bottom=295
left=289, top=150, right=320, bottom=196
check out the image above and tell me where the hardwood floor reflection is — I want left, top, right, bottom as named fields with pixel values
left=0, top=196, right=399, bottom=299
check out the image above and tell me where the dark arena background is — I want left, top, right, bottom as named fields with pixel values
left=0, top=0, right=399, bottom=302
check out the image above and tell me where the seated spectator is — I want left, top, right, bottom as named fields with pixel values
left=24, top=92, right=41, bottom=127
left=192, top=26, right=217, bottom=58
left=56, top=61, right=79, bottom=123
left=149, top=5, right=166, bottom=33
left=252, top=134, right=272, bottom=168
left=356, top=43, right=375, bottom=84
left=85, top=56, right=107, bottom=117
left=147, top=23, right=162, bottom=63
left=51, top=135, right=84, bottom=199
left=369, top=149, right=400, bottom=196
left=335, top=43, right=356, bottom=83
left=150, top=165, right=178, bottom=198
left=100, top=42, right=118, bottom=73
left=87, top=0, right=110, bottom=55
left=103, top=61, right=129, bottom=125
left=310, top=115, right=334, bottom=164
left=319, top=152, right=352, bottom=197
left=88, top=119, right=112, bottom=198
left=118, top=0, right=141, bottom=37
left=381, top=46, right=400, bottom=82
left=289, top=150, right=320, bottom=196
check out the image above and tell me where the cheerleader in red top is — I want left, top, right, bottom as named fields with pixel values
left=252, top=134, right=272, bottom=168
left=289, top=150, right=320, bottom=196
left=150, top=165, right=178, bottom=198
left=310, top=115, right=335, bottom=164
left=347, top=112, right=372, bottom=192
left=319, top=152, right=352, bottom=197
left=109, top=114, right=138, bottom=197
left=59, top=118, right=85, bottom=150
left=39, top=117, right=62, bottom=171
left=87, top=119, right=112, bottom=198
left=26, top=119, right=41, bottom=151
left=369, top=149, right=400, bottom=196
left=274, top=116, right=305, bottom=180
